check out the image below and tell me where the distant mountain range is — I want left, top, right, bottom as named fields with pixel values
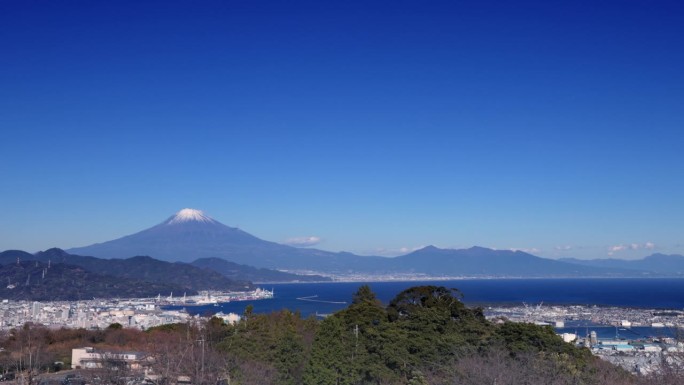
left=560, top=254, right=684, bottom=276
left=387, top=246, right=630, bottom=276
left=4, top=239, right=677, bottom=300
left=59, top=208, right=683, bottom=279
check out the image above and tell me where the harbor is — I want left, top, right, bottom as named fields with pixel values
left=485, top=303, right=684, bottom=375
left=158, top=288, right=274, bottom=306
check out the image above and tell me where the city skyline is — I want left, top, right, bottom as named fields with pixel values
left=1, top=1, right=682, bottom=259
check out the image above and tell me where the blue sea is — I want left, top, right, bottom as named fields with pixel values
left=168, top=278, right=684, bottom=318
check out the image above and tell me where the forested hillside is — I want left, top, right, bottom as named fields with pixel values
left=0, top=261, right=187, bottom=300
left=217, top=285, right=635, bottom=384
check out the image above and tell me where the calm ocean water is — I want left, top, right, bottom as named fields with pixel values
left=169, top=278, right=684, bottom=318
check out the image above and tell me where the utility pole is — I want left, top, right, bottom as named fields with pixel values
left=197, top=337, right=205, bottom=385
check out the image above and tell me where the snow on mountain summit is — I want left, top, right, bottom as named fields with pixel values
left=166, top=208, right=216, bottom=224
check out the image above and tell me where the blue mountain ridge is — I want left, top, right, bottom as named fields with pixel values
left=560, top=254, right=684, bottom=276
left=63, top=209, right=663, bottom=277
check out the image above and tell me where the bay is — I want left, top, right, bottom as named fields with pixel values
left=167, top=278, right=684, bottom=318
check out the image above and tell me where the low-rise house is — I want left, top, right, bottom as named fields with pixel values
left=71, top=347, right=146, bottom=370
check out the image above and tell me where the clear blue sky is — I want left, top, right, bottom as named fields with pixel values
left=1, top=0, right=682, bottom=259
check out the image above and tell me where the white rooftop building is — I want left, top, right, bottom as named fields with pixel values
left=71, top=347, right=146, bottom=370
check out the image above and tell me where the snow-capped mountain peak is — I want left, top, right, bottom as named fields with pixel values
left=166, top=208, right=216, bottom=225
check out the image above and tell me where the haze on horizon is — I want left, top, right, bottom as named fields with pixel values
left=1, top=1, right=682, bottom=260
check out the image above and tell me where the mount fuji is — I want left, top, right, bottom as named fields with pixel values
left=67, top=209, right=385, bottom=271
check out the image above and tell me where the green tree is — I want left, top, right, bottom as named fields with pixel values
left=303, top=315, right=358, bottom=385
left=275, top=328, right=305, bottom=385
left=243, top=304, right=254, bottom=319
left=217, top=310, right=316, bottom=384
left=387, top=286, right=465, bottom=321
left=305, top=285, right=402, bottom=384
left=106, top=323, right=123, bottom=330
left=383, top=286, right=492, bottom=378
left=352, top=284, right=379, bottom=305
left=492, top=322, right=591, bottom=362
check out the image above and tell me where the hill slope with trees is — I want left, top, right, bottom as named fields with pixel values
left=0, top=261, right=187, bottom=300
left=0, top=248, right=253, bottom=297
